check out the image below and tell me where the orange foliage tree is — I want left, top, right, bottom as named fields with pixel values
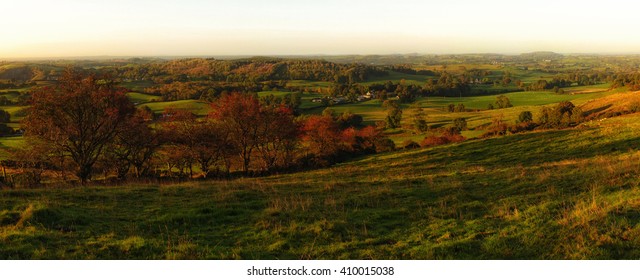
left=23, top=69, right=135, bottom=184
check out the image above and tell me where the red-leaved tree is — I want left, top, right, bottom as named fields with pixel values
left=23, top=69, right=135, bottom=184
left=209, top=93, right=262, bottom=173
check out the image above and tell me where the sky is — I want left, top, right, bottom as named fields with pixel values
left=1, top=0, right=640, bottom=58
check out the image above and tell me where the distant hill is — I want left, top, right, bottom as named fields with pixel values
left=519, top=51, right=564, bottom=60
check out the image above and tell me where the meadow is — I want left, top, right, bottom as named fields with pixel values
left=1, top=113, right=639, bottom=259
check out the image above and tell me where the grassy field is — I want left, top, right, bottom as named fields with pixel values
left=121, top=81, right=155, bottom=92
left=303, top=86, right=621, bottom=144
left=0, top=136, right=25, bottom=159
left=127, top=92, right=159, bottom=104
left=2, top=112, right=640, bottom=259
left=359, top=71, right=434, bottom=86
left=139, top=100, right=211, bottom=116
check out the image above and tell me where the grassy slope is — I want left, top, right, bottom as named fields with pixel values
left=2, top=113, right=640, bottom=259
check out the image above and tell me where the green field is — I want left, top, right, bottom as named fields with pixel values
left=359, top=71, right=434, bottom=86
left=121, top=81, right=156, bottom=92
left=127, top=92, right=159, bottom=104
left=2, top=113, right=640, bottom=259
left=139, top=100, right=210, bottom=116
left=0, top=136, right=25, bottom=159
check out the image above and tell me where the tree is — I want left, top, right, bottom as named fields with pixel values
left=483, top=114, right=508, bottom=137
left=23, top=69, right=135, bottom=184
left=0, top=109, right=10, bottom=123
left=517, top=111, right=533, bottom=124
left=412, top=107, right=428, bottom=133
left=383, top=100, right=402, bottom=129
left=336, top=111, right=363, bottom=129
left=255, top=105, right=299, bottom=172
left=107, top=110, right=160, bottom=179
left=301, top=115, right=342, bottom=163
left=453, top=118, right=467, bottom=131
left=209, top=93, right=262, bottom=174
left=495, top=95, right=513, bottom=109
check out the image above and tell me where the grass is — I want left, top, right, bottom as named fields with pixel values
left=359, top=71, right=434, bottom=86
left=420, top=88, right=615, bottom=110
left=121, top=81, right=155, bottom=92
left=127, top=92, right=159, bottom=104
left=0, top=136, right=25, bottom=159
left=139, top=100, right=210, bottom=116
left=304, top=86, right=620, bottom=143
left=2, top=113, right=640, bottom=259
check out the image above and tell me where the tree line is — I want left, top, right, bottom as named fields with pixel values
left=4, top=70, right=393, bottom=187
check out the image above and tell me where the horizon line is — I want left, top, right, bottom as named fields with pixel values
left=3, top=51, right=640, bottom=61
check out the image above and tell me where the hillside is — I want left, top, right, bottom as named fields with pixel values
left=2, top=112, right=640, bottom=259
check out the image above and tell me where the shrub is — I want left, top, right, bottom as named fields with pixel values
left=453, top=118, right=467, bottom=131
left=508, top=122, right=536, bottom=134
left=0, top=124, right=13, bottom=136
left=401, top=140, right=420, bottom=149
left=374, top=138, right=396, bottom=153
left=420, top=133, right=466, bottom=148
left=495, top=95, right=513, bottom=108
left=0, top=109, right=10, bottom=123
left=517, top=111, right=533, bottom=123
left=537, top=101, right=582, bottom=128
left=421, top=136, right=449, bottom=147
left=629, top=101, right=640, bottom=113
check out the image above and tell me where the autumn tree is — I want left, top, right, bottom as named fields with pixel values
left=107, top=109, right=160, bottom=179
left=209, top=93, right=262, bottom=173
left=301, top=115, right=342, bottom=164
left=23, top=69, right=135, bottom=184
left=255, top=105, right=299, bottom=172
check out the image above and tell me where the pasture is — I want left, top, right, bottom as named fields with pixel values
left=2, top=113, right=640, bottom=259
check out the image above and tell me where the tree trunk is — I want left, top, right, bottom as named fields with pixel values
left=77, top=164, right=92, bottom=185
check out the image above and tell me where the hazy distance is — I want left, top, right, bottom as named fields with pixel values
left=2, top=0, right=640, bottom=58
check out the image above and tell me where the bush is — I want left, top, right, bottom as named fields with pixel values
left=374, top=138, right=396, bottom=153
left=517, top=111, right=533, bottom=123
left=508, top=122, right=536, bottom=134
left=629, top=101, right=640, bottom=113
left=537, top=101, right=582, bottom=128
left=442, top=126, right=462, bottom=136
left=482, top=115, right=508, bottom=137
left=0, top=109, right=10, bottom=123
left=453, top=118, right=467, bottom=131
left=401, top=140, right=420, bottom=149
left=0, top=124, right=13, bottom=136
left=420, top=133, right=466, bottom=148
left=495, top=95, right=513, bottom=109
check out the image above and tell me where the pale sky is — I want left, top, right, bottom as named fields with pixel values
left=1, top=0, right=640, bottom=58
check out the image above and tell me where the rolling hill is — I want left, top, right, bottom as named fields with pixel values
left=1, top=111, right=639, bottom=259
